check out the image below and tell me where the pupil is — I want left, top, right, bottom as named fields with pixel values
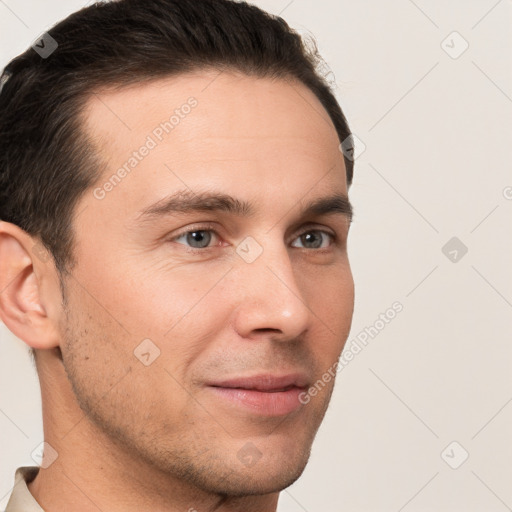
left=303, top=232, right=322, bottom=249
left=188, top=231, right=211, bottom=248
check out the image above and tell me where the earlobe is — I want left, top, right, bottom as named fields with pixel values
left=0, top=222, right=61, bottom=350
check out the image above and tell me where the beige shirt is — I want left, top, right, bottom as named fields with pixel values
left=5, top=467, right=44, bottom=512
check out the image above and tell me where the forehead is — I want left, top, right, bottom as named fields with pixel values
left=82, top=69, right=341, bottom=165
left=78, top=71, right=347, bottom=221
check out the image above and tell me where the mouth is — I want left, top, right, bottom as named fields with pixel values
left=206, top=374, right=309, bottom=416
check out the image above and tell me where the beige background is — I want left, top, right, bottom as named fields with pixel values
left=1, top=1, right=511, bottom=510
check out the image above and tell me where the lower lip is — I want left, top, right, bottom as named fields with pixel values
left=207, top=386, right=305, bottom=416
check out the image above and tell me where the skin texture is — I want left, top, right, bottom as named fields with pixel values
left=0, top=70, right=354, bottom=511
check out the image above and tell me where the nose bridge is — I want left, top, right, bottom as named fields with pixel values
left=231, top=234, right=311, bottom=339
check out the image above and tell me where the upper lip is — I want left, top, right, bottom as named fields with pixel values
left=207, top=374, right=309, bottom=392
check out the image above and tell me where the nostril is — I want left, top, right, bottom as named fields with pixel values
left=253, top=328, right=281, bottom=335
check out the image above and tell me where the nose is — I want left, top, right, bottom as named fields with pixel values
left=231, top=239, right=313, bottom=343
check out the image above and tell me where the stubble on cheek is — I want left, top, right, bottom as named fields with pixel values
left=56, top=290, right=210, bottom=471
left=57, top=285, right=136, bottom=436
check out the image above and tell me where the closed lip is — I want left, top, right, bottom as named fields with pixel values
left=206, top=373, right=309, bottom=392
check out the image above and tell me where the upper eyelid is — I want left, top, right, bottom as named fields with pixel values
left=171, top=223, right=337, bottom=238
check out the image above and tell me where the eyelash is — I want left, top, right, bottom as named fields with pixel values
left=168, top=223, right=338, bottom=254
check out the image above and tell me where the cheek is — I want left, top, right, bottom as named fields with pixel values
left=60, top=286, right=133, bottom=387
left=60, top=286, right=199, bottom=436
left=114, top=263, right=236, bottom=375
left=302, top=258, right=354, bottom=320
left=303, top=262, right=354, bottom=363
left=80, top=252, right=229, bottom=340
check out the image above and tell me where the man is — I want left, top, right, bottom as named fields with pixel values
left=0, top=0, right=355, bottom=510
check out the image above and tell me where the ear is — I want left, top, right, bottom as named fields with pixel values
left=0, top=221, right=61, bottom=349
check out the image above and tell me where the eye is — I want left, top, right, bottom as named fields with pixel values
left=172, top=228, right=220, bottom=250
left=168, top=224, right=337, bottom=253
left=291, top=230, right=335, bottom=249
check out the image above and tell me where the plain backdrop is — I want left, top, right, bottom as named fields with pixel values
left=1, top=1, right=511, bottom=511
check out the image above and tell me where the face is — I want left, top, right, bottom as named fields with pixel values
left=60, top=70, right=354, bottom=496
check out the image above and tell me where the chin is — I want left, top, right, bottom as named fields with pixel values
left=197, top=441, right=313, bottom=497
left=210, top=456, right=310, bottom=497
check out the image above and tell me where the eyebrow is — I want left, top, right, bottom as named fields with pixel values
left=135, top=189, right=353, bottom=224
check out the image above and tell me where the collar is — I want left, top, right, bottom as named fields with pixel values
left=5, top=466, right=45, bottom=512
